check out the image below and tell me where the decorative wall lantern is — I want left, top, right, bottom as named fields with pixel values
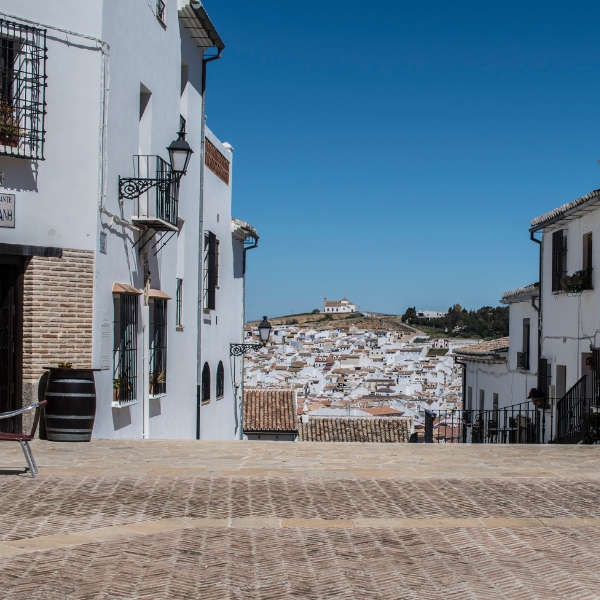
left=119, top=129, right=194, bottom=201
left=167, top=131, right=193, bottom=176
left=230, top=316, right=272, bottom=356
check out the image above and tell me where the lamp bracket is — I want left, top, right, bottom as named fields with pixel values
left=230, top=343, right=261, bottom=357
left=119, top=177, right=175, bottom=200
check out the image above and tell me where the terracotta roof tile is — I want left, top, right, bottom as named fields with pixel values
left=243, top=389, right=298, bottom=433
left=298, top=416, right=412, bottom=442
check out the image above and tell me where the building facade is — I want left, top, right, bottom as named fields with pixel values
left=0, top=1, right=257, bottom=439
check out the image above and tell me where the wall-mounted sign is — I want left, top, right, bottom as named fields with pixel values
left=0, top=194, right=15, bottom=228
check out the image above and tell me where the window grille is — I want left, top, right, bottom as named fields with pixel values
left=202, top=362, right=211, bottom=402
left=216, top=361, right=224, bottom=398
left=0, top=19, right=47, bottom=160
left=176, top=278, right=183, bottom=326
left=149, top=298, right=167, bottom=396
left=203, top=231, right=219, bottom=310
left=156, top=0, right=166, bottom=24
left=113, top=294, right=138, bottom=406
left=205, top=138, right=230, bottom=184
left=551, top=230, right=567, bottom=292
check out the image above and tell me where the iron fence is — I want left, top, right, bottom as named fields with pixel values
left=415, top=403, right=554, bottom=444
left=133, top=155, right=178, bottom=227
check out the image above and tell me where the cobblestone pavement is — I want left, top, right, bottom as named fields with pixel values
left=1, top=441, right=600, bottom=599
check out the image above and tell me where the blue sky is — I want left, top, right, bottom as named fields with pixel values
left=203, top=1, right=600, bottom=321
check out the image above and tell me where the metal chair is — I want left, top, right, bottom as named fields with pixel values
left=0, top=401, right=47, bottom=477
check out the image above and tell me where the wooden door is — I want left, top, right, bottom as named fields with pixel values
left=0, top=258, right=22, bottom=433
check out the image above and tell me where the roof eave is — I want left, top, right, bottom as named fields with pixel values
left=530, top=189, right=600, bottom=233
left=178, top=1, right=225, bottom=51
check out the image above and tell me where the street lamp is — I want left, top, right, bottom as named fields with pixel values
left=258, top=316, right=272, bottom=345
left=230, top=316, right=272, bottom=356
left=167, top=131, right=194, bottom=177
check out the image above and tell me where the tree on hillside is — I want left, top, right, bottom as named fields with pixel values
left=402, top=307, right=417, bottom=323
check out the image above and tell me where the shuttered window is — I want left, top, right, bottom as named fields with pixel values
left=203, top=231, right=219, bottom=310
left=552, top=230, right=567, bottom=292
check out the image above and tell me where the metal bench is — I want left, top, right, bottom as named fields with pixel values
left=0, top=401, right=47, bottom=477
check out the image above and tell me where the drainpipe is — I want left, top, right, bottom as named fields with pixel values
left=142, top=251, right=150, bottom=439
left=196, top=47, right=223, bottom=440
left=238, top=237, right=259, bottom=439
left=530, top=231, right=543, bottom=390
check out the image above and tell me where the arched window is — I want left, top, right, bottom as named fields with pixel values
left=201, top=362, right=211, bottom=403
left=216, top=361, right=224, bottom=399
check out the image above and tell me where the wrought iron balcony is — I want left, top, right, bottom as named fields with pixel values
left=516, top=351, right=530, bottom=370
left=122, top=155, right=179, bottom=232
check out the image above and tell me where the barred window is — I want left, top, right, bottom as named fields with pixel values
left=203, top=231, right=219, bottom=310
left=0, top=19, right=47, bottom=160
left=113, top=294, right=138, bottom=406
left=149, top=298, right=167, bottom=397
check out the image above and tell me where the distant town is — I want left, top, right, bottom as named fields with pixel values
left=244, top=297, right=475, bottom=432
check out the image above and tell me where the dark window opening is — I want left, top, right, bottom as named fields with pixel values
left=0, top=19, right=47, bottom=160
left=204, top=231, right=219, bottom=310
left=583, top=232, right=593, bottom=290
left=113, top=294, right=138, bottom=406
left=552, top=230, right=567, bottom=292
left=216, top=361, right=224, bottom=398
left=201, top=362, right=211, bottom=402
left=149, top=298, right=167, bottom=396
left=518, top=318, right=530, bottom=370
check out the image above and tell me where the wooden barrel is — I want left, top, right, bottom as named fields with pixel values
left=44, top=368, right=97, bottom=442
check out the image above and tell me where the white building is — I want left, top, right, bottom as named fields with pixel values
left=323, top=297, right=356, bottom=313
left=0, top=1, right=257, bottom=440
left=417, top=310, right=447, bottom=320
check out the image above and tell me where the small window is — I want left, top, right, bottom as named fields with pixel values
left=479, top=389, right=485, bottom=412
left=216, top=361, right=224, bottom=399
left=203, top=232, right=219, bottom=310
left=176, top=278, right=183, bottom=327
left=113, top=294, right=138, bottom=406
left=149, top=299, right=167, bottom=397
left=0, top=19, right=47, bottom=160
left=552, top=230, right=567, bottom=292
left=201, top=362, right=211, bottom=403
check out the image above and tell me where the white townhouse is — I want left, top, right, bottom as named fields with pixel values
left=529, top=189, right=600, bottom=401
left=454, top=284, right=539, bottom=413
left=454, top=188, right=600, bottom=443
left=0, top=1, right=258, bottom=440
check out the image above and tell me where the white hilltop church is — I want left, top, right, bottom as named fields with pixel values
left=323, top=297, right=357, bottom=313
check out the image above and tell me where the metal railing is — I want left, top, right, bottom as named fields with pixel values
left=415, top=403, right=554, bottom=444
left=555, top=376, right=600, bottom=444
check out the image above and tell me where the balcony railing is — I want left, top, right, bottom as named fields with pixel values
left=130, top=155, right=179, bottom=231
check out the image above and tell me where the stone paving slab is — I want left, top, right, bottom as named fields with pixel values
left=1, top=440, right=600, bottom=598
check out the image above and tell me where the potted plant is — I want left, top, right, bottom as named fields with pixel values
left=0, top=102, right=21, bottom=148
left=113, top=378, right=121, bottom=402
left=560, top=273, right=584, bottom=293
left=528, top=388, right=545, bottom=408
